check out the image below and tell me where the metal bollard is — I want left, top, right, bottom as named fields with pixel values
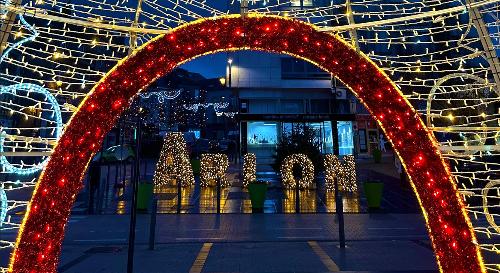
left=149, top=197, right=158, bottom=250
left=177, top=180, right=182, bottom=214
left=334, top=178, right=345, bottom=248
left=295, top=183, right=300, bottom=214
left=216, top=178, right=221, bottom=214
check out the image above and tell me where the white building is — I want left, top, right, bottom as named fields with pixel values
left=225, top=51, right=358, bottom=162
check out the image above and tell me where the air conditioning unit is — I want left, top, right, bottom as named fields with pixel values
left=331, top=87, right=347, bottom=99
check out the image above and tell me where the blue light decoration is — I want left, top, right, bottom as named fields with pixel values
left=0, top=84, right=63, bottom=175
left=0, top=186, right=6, bottom=227
left=0, top=7, right=63, bottom=175
left=183, top=101, right=229, bottom=112
left=139, top=87, right=182, bottom=102
left=0, top=12, right=38, bottom=64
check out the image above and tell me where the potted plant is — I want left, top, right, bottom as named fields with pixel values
left=363, top=180, right=384, bottom=209
left=372, top=148, right=382, bottom=163
left=248, top=180, right=268, bottom=213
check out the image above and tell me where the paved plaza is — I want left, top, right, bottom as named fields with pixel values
left=57, top=214, right=437, bottom=273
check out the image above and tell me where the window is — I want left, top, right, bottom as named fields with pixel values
left=311, top=99, right=329, bottom=113
left=358, top=129, right=367, bottom=153
left=281, top=58, right=330, bottom=79
left=247, top=122, right=278, bottom=145
left=281, top=99, right=304, bottom=113
left=282, top=122, right=334, bottom=154
left=248, top=99, right=277, bottom=114
left=309, top=122, right=334, bottom=154
left=337, top=121, right=354, bottom=156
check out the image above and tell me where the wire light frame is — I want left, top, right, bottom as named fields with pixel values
left=243, top=153, right=257, bottom=187
left=0, top=0, right=498, bottom=271
left=280, top=153, right=315, bottom=189
left=152, top=132, right=195, bottom=190
left=324, top=154, right=357, bottom=193
left=200, top=153, right=231, bottom=188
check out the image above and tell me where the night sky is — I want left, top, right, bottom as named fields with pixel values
left=180, top=52, right=228, bottom=79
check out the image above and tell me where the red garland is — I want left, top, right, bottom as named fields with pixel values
left=9, top=15, right=484, bottom=273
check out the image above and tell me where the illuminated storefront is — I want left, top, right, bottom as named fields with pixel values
left=242, top=115, right=355, bottom=160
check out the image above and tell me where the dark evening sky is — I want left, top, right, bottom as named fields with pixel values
left=180, top=52, right=228, bottom=79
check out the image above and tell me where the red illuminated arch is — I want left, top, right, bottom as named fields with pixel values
left=9, top=15, right=484, bottom=272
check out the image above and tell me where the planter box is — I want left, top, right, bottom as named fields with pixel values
left=248, top=183, right=268, bottom=213
left=363, top=181, right=384, bottom=208
left=191, top=159, right=201, bottom=175
left=137, top=183, right=153, bottom=211
left=372, top=149, right=382, bottom=163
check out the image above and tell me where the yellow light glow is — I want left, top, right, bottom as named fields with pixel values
left=324, top=154, right=357, bottom=193
left=280, top=154, right=314, bottom=189
left=200, top=153, right=231, bottom=187
left=243, top=153, right=256, bottom=187
left=153, top=132, right=195, bottom=190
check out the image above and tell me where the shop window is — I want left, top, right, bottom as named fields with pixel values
left=309, top=122, right=334, bottom=154
left=282, top=122, right=333, bottom=154
left=337, top=121, right=354, bottom=156
left=247, top=122, right=278, bottom=145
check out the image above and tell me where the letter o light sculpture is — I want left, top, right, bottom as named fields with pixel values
left=9, top=15, right=484, bottom=272
left=280, top=154, right=315, bottom=189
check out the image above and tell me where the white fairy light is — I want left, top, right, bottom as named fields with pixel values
left=0, top=0, right=498, bottom=270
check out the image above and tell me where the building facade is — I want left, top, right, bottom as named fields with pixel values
left=220, top=51, right=372, bottom=163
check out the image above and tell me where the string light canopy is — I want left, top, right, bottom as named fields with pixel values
left=5, top=15, right=487, bottom=272
left=1, top=0, right=499, bottom=271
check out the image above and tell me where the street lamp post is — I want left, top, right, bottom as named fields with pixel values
left=227, top=58, right=233, bottom=88
left=127, top=104, right=143, bottom=273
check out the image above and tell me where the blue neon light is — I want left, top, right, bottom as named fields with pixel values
left=0, top=13, right=38, bottom=65
left=0, top=84, right=63, bottom=175
left=0, top=187, right=6, bottom=227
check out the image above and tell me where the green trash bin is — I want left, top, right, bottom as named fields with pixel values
left=363, top=181, right=384, bottom=208
left=248, top=182, right=268, bottom=213
left=137, top=182, right=153, bottom=211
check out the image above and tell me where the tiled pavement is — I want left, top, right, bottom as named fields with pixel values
left=56, top=214, right=438, bottom=272
left=59, top=241, right=438, bottom=273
